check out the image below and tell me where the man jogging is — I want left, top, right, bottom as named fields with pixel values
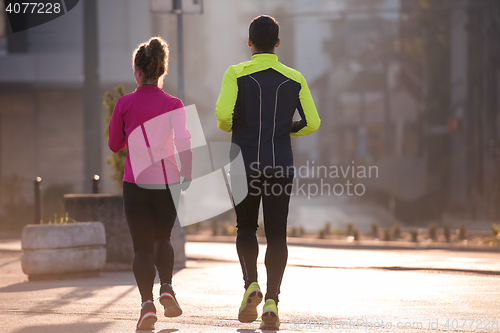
left=215, top=15, right=320, bottom=330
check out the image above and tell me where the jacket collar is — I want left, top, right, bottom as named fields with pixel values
left=251, top=53, right=278, bottom=61
left=136, top=84, right=161, bottom=92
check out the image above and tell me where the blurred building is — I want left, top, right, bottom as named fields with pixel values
left=1, top=0, right=497, bottom=227
left=399, top=0, right=500, bottom=222
left=0, top=0, right=332, bottom=225
left=0, top=0, right=154, bottom=195
left=310, top=0, right=406, bottom=166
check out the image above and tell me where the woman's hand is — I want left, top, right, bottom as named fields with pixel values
left=180, top=177, right=191, bottom=191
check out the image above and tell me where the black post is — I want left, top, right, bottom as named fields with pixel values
left=92, top=175, right=100, bottom=194
left=83, top=0, right=102, bottom=193
left=34, top=177, right=42, bottom=224
left=174, top=0, right=184, bottom=102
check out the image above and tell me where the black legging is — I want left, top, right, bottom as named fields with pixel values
left=123, top=181, right=181, bottom=303
left=233, top=175, right=293, bottom=303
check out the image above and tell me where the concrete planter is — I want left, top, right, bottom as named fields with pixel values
left=64, top=194, right=186, bottom=270
left=21, top=222, right=106, bottom=280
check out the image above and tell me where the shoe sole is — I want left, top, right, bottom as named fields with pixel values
left=238, top=290, right=263, bottom=323
left=136, top=312, right=157, bottom=330
left=260, top=310, right=279, bottom=330
left=160, top=293, right=183, bottom=317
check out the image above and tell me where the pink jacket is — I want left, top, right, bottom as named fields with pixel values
left=108, top=85, right=192, bottom=184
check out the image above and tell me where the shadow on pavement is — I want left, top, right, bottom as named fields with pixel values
left=157, top=329, right=179, bottom=333
left=0, top=258, right=20, bottom=269
left=0, top=272, right=134, bottom=293
left=11, top=322, right=112, bottom=333
left=0, top=267, right=183, bottom=294
left=0, top=271, right=137, bottom=317
left=0, top=280, right=110, bottom=293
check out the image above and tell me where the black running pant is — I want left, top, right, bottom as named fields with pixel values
left=123, top=181, right=180, bottom=303
left=234, top=175, right=293, bottom=303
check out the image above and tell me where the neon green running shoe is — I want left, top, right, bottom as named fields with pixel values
left=260, top=299, right=280, bottom=330
left=238, top=282, right=263, bottom=323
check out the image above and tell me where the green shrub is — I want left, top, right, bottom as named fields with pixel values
left=393, top=224, right=402, bottom=239
left=371, top=222, right=379, bottom=238
left=211, top=219, right=219, bottom=236
left=383, top=228, right=391, bottom=241
left=104, top=85, right=127, bottom=191
left=346, top=222, right=354, bottom=236
left=289, top=226, right=304, bottom=237
left=428, top=223, right=437, bottom=241
left=410, top=228, right=418, bottom=242
left=443, top=225, right=451, bottom=242
left=353, top=228, right=359, bottom=241
left=323, top=222, right=331, bottom=235
left=490, top=224, right=500, bottom=246
left=318, top=222, right=331, bottom=239
left=491, top=223, right=500, bottom=236
left=318, top=229, right=325, bottom=239
left=40, top=212, right=77, bottom=225
left=458, top=224, right=467, bottom=240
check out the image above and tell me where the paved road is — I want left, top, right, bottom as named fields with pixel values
left=186, top=241, right=500, bottom=274
left=0, top=242, right=499, bottom=332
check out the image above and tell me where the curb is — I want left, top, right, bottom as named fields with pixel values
left=4, top=236, right=500, bottom=254
left=186, top=256, right=500, bottom=277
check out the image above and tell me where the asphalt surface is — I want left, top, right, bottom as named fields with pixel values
left=0, top=240, right=499, bottom=332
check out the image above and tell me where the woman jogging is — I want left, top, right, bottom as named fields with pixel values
left=108, top=36, right=192, bottom=330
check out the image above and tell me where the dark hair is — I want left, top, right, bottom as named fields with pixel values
left=249, top=15, right=279, bottom=53
left=132, top=37, right=169, bottom=86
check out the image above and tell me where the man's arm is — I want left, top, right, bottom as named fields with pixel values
left=290, top=74, right=321, bottom=137
left=216, top=66, right=238, bottom=132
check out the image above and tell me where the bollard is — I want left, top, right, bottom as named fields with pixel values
left=34, top=177, right=42, bottom=224
left=92, top=175, right=100, bottom=194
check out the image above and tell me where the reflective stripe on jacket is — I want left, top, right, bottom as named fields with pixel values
left=216, top=53, right=320, bottom=175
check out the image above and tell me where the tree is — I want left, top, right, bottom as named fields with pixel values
left=104, top=86, right=126, bottom=191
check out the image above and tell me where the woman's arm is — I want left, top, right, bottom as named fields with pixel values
left=171, top=100, right=193, bottom=180
left=108, top=99, right=126, bottom=153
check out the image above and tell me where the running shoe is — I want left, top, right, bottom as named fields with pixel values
left=159, top=284, right=183, bottom=317
left=136, top=301, right=157, bottom=330
left=238, top=282, right=263, bottom=323
left=259, top=299, right=280, bottom=330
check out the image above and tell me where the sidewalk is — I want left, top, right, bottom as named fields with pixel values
left=186, top=240, right=500, bottom=276
left=4, top=234, right=500, bottom=255
left=0, top=241, right=499, bottom=332
left=0, top=239, right=22, bottom=252
left=187, top=234, right=500, bottom=253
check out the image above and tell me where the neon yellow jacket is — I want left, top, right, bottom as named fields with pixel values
left=216, top=53, right=320, bottom=174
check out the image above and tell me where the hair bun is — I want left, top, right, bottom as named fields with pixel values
left=133, top=36, right=169, bottom=86
left=148, top=38, right=162, bottom=48
left=147, top=38, right=164, bottom=57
